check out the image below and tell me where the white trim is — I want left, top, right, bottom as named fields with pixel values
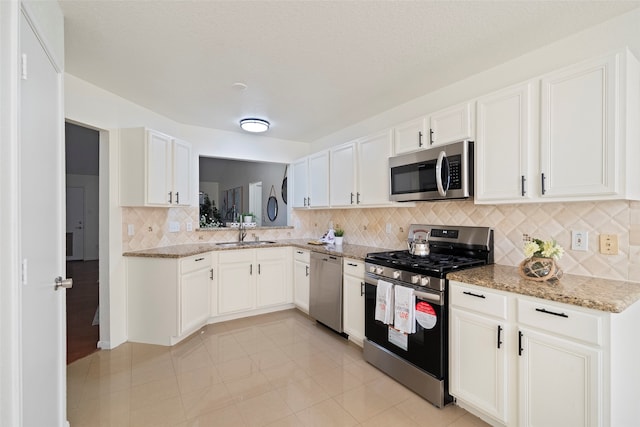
left=0, top=1, right=23, bottom=425
left=20, top=1, right=63, bottom=73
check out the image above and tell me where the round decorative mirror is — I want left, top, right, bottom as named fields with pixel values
left=267, top=196, right=278, bottom=221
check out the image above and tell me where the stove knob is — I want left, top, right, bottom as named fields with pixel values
left=420, top=277, right=430, bottom=287
left=393, top=271, right=401, bottom=279
left=375, top=267, right=384, bottom=275
left=411, top=275, right=420, bottom=284
left=369, top=266, right=376, bottom=273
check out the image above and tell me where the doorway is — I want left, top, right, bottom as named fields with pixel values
left=249, top=181, right=262, bottom=225
left=65, top=122, right=100, bottom=363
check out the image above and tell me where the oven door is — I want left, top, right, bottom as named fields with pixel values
left=364, top=276, right=446, bottom=379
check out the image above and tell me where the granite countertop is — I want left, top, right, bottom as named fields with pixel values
left=122, top=239, right=392, bottom=261
left=448, top=264, right=640, bottom=313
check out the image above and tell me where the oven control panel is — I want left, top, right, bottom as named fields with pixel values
left=365, top=263, right=442, bottom=292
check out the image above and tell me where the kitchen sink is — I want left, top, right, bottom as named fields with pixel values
left=215, top=241, right=276, bottom=248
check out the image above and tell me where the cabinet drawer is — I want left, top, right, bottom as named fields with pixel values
left=343, top=258, right=364, bottom=278
left=449, top=283, right=508, bottom=319
left=517, top=298, right=603, bottom=346
left=294, top=249, right=310, bottom=263
left=180, top=253, right=211, bottom=274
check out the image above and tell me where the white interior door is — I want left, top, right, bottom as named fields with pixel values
left=249, top=181, right=262, bottom=224
left=66, top=186, right=85, bottom=261
left=20, top=12, right=67, bottom=426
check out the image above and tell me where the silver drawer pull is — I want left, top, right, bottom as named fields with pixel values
left=195, top=257, right=205, bottom=262
left=347, top=263, right=358, bottom=267
left=463, top=291, right=485, bottom=299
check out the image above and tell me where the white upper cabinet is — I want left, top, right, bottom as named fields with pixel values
left=330, top=142, right=357, bottom=207
left=393, top=102, right=473, bottom=155
left=357, top=130, right=394, bottom=206
left=475, top=82, right=534, bottom=203
left=429, top=102, right=474, bottom=147
left=120, top=127, right=192, bottom=207
left=329, top=130, right=394, bottom=208
left=291, top=157, right=309, bottom=208
left=540, top=53, right=619, bottom=199
left=393, top=116, right=427, bottom=155
left=476, top=49, right=640, bottom=204
left=308, top=151, right=330, bottom=208
left=292, top=151, right=330, bottom=208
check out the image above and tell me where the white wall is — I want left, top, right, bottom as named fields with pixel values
left=311, top=8, right=640, bottom=151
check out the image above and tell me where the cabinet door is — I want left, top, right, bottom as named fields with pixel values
left=540, top=54, right=617, bottom=198
left=450, top=308, right=508, bottom=424
left=291, top=157, right=309, bottom=208
left=429, top=102, right=473, bottom=146
left=308, top=151, right=329, bottom=207
left=518, top=327, right=601, bottom=427
left=393, top=116, right=427, bottom=155
left=357, top=130, right=393, bottom=206
left=475, top=83, right=533, bottom=203
left=218, top=250, right=255, bottom=314
left=256, top=249, right=289, bottom=308
left=180, top=266, right=211, bottom=335
left=293, top=258, right=310, bottom=313
left=172, top=139, right=191, bottom=206
left=330, top=142, right=357, bottom=207
left=146, top=130, right=172, bottom=205
left=342, top=266, right=365, bottom=346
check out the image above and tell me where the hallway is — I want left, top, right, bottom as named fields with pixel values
left=66, top=260, right=100, bottom=364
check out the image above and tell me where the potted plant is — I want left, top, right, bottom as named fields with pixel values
left=242, top=212, right=254, bottom=223
left=334, top=227, right=344, bottom=245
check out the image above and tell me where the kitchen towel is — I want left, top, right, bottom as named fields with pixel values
left=394, top=285, right=416, bottom=334
left=375, top=279, right=394, bottom=324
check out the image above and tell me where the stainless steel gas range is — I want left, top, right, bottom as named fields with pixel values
left=363, top=224, right=494, bottom=408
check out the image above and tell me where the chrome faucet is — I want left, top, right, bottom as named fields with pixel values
left=238, top=222, right=247, bottom=242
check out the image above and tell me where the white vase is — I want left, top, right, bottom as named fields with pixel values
left=243, top=215, right=252, bottom=223
left=334, top=236, right=344, bottom=245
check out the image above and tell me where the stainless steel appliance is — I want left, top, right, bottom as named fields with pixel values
left=309, top=252, right=344, bottom=333
left=389, top=140, right=473, bottom=202
left=364, top=224, right=493, bottom=408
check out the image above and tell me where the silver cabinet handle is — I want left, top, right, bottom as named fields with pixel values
left=350, top=192, right=354, bottom=204
left=176, top=192, right=180, bottom=204
left=305, top=265, right=309, bottom=277
left=356, top=192, right=360, bottom=204
left=168, top=191, right=173, bottom=204
left=418, top=131, right=423, bottom=147
left=210, top=268, right=214, bottom=280
left=250, top=264, right=253, bottom=275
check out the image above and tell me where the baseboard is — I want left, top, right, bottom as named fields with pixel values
left=97, top=340, right=111, bottom=349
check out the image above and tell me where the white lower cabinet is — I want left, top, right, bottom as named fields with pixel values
left=451, top=280, right=640, bottom=426
left=450, top=283, right=510, bottom=425
left=127, top=253, right=213, bottom=346
left=217, top=247, right=292, bottom=316
left=293, top=249, right=310, bottom=313
left=342, top=258, right=365, bottom=346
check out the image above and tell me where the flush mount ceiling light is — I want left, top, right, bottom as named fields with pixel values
left=240, top=118, right=270, bottom=133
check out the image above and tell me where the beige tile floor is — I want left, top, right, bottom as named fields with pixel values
left=67, top=309, right=490, bottom=427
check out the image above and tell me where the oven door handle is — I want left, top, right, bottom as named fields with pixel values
left=365, top=279, right=442, bottom=304
left=414, top=290, right=442, bottom=304
left=435, top=150, right=450, bottom=197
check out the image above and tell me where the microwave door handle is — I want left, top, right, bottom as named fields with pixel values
left=435, top=151, right=449, bottom=196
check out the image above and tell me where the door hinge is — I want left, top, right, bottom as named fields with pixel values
left=21, top=54, right=27, bottom=80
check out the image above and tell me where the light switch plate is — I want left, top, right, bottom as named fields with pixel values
left=571, top=230, right=588, bottom=251
left=599, top=234, right=619, bottom=255
left=186, top=222, right=193, bottom=232
left=127, top=224, right=135, bottom=236
left=169, top=221, right=180, bottom=233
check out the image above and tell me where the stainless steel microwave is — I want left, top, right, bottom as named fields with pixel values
left=389, top=140, right=473, bottom=202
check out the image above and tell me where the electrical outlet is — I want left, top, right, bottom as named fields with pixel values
left=169, top=221, right=180, bottom=232
left=186, top=221, right=193, bottom=232
left=386, top=223, right=392, bottom=234
left=599, top=234, right=619, bottom=255
left=127, top=224, right=135, bottom=236
left=571, top=230, right=588, bottom=251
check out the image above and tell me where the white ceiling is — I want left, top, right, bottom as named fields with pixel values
left=60, top=1, right=640, bottom=143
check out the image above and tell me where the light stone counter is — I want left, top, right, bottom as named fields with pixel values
left=122, top=239, right=392, bottom=261
left=447, top=264, right=640, bottom=313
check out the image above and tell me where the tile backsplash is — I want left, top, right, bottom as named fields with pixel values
left=123, top=200, right=640, bottom=282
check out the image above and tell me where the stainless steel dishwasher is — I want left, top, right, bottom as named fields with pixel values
left=309, top=252, right=344, bottom=333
